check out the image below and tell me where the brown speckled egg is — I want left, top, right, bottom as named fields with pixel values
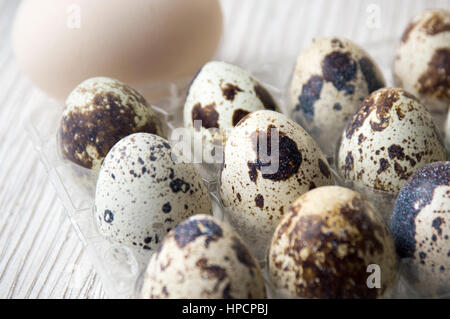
left=219, top=110, right=333, bottom=255
left=338, top=87, right=447, bottom=193
left=183, top=61, right=279, bottom=162
left=394, top=9, right=450, bottom=112
left=290, top=37, right=385, bottom=155
left=141, top=215, right=266, bottom=299
left=269, top=186, right=398, bottom=299
left=391, top=162, right=450, bottom=296
left=95, top=133, right=211, bottom=254
left=59, top=77, right=164, bottom=171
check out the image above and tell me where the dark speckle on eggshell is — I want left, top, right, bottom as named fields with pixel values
left=254, top=84, right=278, bottom=111
left=422, top=12, right=450, bottom=35
left=344, top=88, right=400, bottom=138
left=432, top=217, right=443, bottom=235
left=247, top=125, right=302, bottom=183
left=417, top=48, right=450, bottom=100
left=222, top=83, right=243, bottom=101
left=162, top=202, right=172, bottom=213
left=231, top=236, right=257, bottom=274
left=169, top=179, right=190, bottom=193
left=318, top=159, right=331, bottom=179
left=401, top=20, right=417, bottom=43
left=343, top=152, right=354, bottom=178
left=104, top=209, right=114, bottom=223
left=192, top=103, right=220, bottom=129
left=359, top=57, right=385, bottom=93
left=388, top=144, right=405, bottom=160
left=322, top=51, right=357, bottom=95
left=333, top=103, right=342, bottom=111
left=196, top=258, right=227, bottom=288
left=232, top=109, right=250, bottom=126
left=369, top=89, right=400, bottom=132
left=174, top=218, right=223, bottom=248
left=295, top=75, right=323, bottom=122
left=255, top=194, right=264, bottom=209
left=377, top=158, right=390, bottom=174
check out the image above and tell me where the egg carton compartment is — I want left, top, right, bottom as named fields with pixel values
left=27, top=38, right=448, bottom=298
left=26, top=93, right=227, bottom=298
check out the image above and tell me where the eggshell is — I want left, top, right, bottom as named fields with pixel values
left=338, top=87, right=447, bottom=193
left=394, top=9, right=450, bottom=112
left=219, top=110, right=334, bottom=256
left=12, top=0, right=222, bottom=101
left=290, top=38, right=385, bottom=155
left=59, top=77, right=164, bottom=171
left=95, top=133, right=212, bottom=254
left=391, top=162, right=450, bottom=296
left=183, top=61, right=279, bottom=162
left=269, top=186, right=398, bottom=299
left=141, top=214, right=266, bottom=299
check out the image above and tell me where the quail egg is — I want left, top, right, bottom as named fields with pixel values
left=183, top=61, right=279, bottom=163
left=219, top=110, right=334, bottom=257
left=338, top=87, right=447, bottom=193
left=391, top=161, right=450, bottom=297
left=141, top=214, right=266, bottom=299
left=59, top=77, right=164, bottom=171
left=290, top=37, right=386, bottom=155
left=269, top=186, right=398, bottom=299
left=394, top=9, right=450, bottom=113
left=95, top=133, right=212, bottom=254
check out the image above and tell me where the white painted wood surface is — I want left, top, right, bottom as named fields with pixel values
left=0, top=0, right=448, bottom=299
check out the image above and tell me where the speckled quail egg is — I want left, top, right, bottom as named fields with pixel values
left=394, top=9, right=450, bottom=113
left=290, top=37, right=386, bottom=155
left=219, top=110, right=334, bottom=256
left=269, top=186, right=398, bottom=299
left=141, top=214, right=266, bottom=299
left=60, top=77, right=164, bottom=171
left=338, top=87, right=447, bottom=193
left=391, top=161, right=450, bottom=297
left=183, top=61, right=279, bottom=162
left=95, top=133, right=212, bottom=254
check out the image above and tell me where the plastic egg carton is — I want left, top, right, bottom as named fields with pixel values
left=27, top=39, right=448, bottom=299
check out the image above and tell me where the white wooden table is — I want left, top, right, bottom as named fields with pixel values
left=1, top=0, right=448, bottom=299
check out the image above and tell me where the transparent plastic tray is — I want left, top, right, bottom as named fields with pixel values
left=27, top=39, right=448, bottom=299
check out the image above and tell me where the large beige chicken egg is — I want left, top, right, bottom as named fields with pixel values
left=141, top=215, right=266, bottom=299
left=338, top=88, right=447, bottom=193
left=219, top=110, right=333, bottom=257
left=394, top=9, right=450, bottom=113
left=269, top=186, right=398, bottom=299
left=59, top=77, right=164, bottom=171
left=290, top=38, right=385, bottom=155
left=95, top=133, right=212, bottom=254
left=391, top=162, right=450, bottom=297
left=183, top=61, right=279, bottom=163
left=12, top=0, right=222, bottom=101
